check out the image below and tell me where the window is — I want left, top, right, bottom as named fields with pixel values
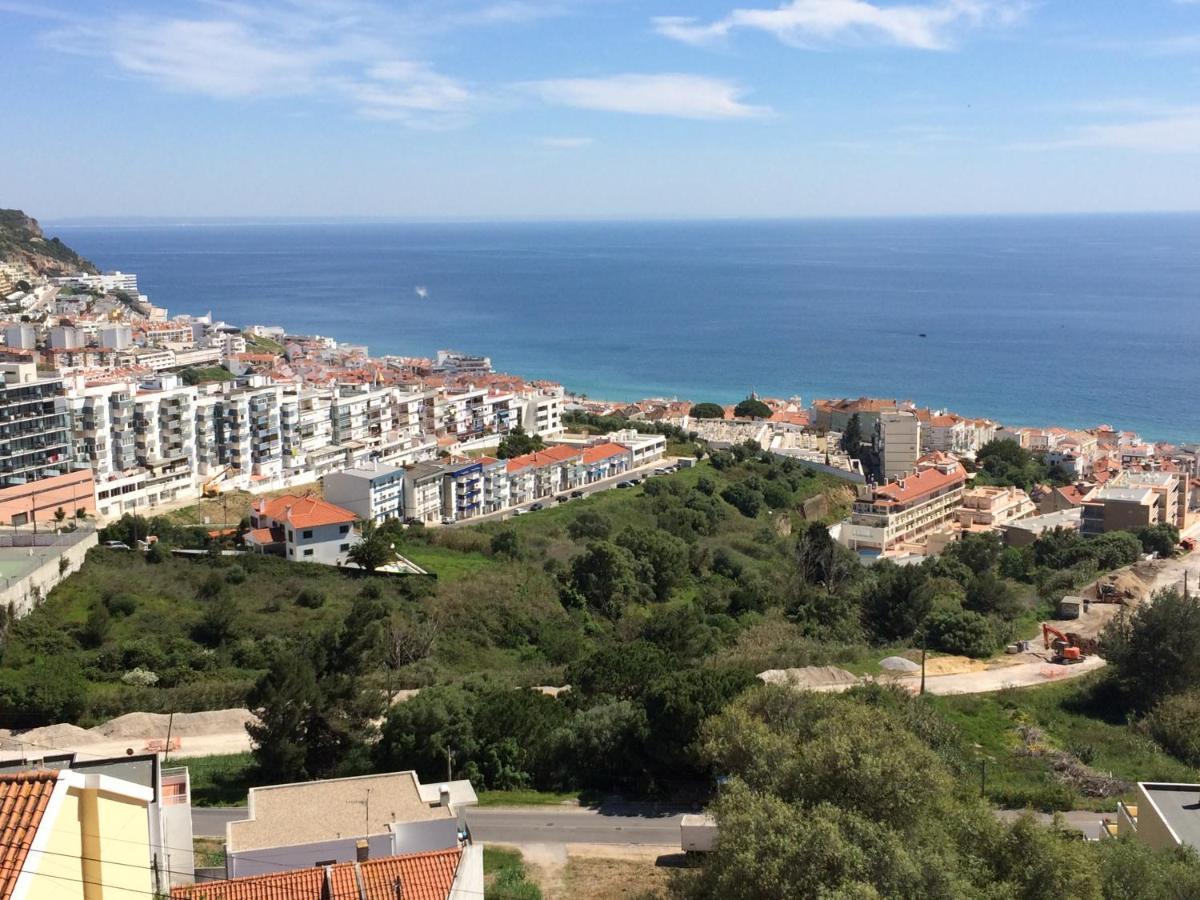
left=302, top=529, right=313, bottom=539
left=288, top=548, right=294, bottom=557
left=288, top=530, right=294, bottom=542
left=339, top=524, right=350, bottom=534
left=303, top=549, right=313, bottom=557
left=340, top=543, right=350, bottom=552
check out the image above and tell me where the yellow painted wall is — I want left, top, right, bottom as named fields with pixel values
left=25, top=785, right=154, bottom=900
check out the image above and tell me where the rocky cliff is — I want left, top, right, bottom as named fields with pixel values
left=0, top=209, right=97, bottom=277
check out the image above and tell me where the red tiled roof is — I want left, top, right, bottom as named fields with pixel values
left=171, top=848, right=462, bottom=900
left=0, top=771, right=58, bottom=900
left=581, top=442, right=629, bottom=464
left=872, top=464, right=965, bottom=505
left=245, top=527, right=282, bottom=545
left=253, top=495, right=357, bottom=528
left=506, top=445, right=583, bottom=472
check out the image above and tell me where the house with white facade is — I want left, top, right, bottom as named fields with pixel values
left=246, top=494, right=359, bottom=564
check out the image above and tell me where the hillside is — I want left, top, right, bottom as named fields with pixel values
left=0, top=209, right=97, bottom=276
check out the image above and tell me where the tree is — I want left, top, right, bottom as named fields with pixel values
left=569, top=541, right=652, bottom=618
left=246, top=654, right=321, bottom=781
left=860, top=562, right=931, bottom=643
left=926, top=607, right=998, bottom=658
left=733, top=396, right=771, bottom=419
left=794, top=521, right=858, bottom=594
left=192, top=593, right=240, bottom=647
left=616, top=527, right=689, bottom=601
left=945, top=531, right=1003, bottom=576
left=386, top=615, right=439, bottom=696
left=721, top=482, right=763, bottom=518
left=1102, top=589, right=1200, bottom=710
left=567, top=510, right=611, bottom=541
left=496, top=425, right=546, bottom=459
left=839, top=413, right=863, bottom=453
left=53, top=507, right=66, bottom=524
left=490, top=529, right=523, bottom=559
left=1134, top=523, right=1179, bottom=558
left=566, top=642, right=671, bottom=702
left=1145, top=688, right=1200, bottom=766
left=689, top=402, right=726, bottom=419
left=346, top=519, right=396, bottom=572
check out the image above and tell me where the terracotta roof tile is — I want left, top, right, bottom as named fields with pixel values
left=581, top=442, right=629, bottom=464
left=172, top=848, right=462, bottom=900
left=252, top=495, right=358, bottom=528
left=0, top=771, right=58, bottom=900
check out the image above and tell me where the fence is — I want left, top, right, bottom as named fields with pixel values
left=0, top=525, right=98, bottom=618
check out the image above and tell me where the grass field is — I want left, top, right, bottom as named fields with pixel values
left=931, top=674, right=1200, bottom=811
left=476, top=789, right=584, bottom=807
left=186, top=752, right=259, bottom=807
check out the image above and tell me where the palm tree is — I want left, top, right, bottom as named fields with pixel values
left=346, top=519, right=397, bottom=573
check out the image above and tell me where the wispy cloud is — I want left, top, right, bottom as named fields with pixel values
left=1018, top=107, right=1200, bottom=153
left=523, top=74, right=771, bottom=119
left=38, top=0, right=565, bottom=126
left=654, top=0, right=1025, bottom=51
left=540, top=136, right=595, bottom=148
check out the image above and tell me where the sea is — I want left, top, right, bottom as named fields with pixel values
left=50, top=214, right=1200, bottom=445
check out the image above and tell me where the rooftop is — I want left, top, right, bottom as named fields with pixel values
left=869, top=463, right=965, bottom=506
left=253, top=494, right=358, bottom=528
left=171, top=848, right=462, bottom=900
left=1142, top=783, right=1200, bottom=850
left=0, top=770, right=57, bottom=900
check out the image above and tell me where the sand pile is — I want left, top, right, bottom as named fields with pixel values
left=92, top=709, right=254, bottom=739
left=0, top=723, right=100, bottom=751
left=922, top=656, right=989, bottom=676
left=879, top=656, right=920, bottom=674
left=758, top=666, right=859, bottom=688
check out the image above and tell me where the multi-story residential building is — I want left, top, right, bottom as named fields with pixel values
left=607, top=429, right=666, bottom=469
left=279, top=385, right=334, bottom=474
left=1081, top=470, right=1186, bottom=536
left=403, top=461, right=447, bottom=524
left=324, top=462, right=405, bottom=523
left=522, top=389, right=564, bottom=437
left=839, top=458, right=968, bottom=554
left=0, top=362, right=73, bottom=489
left=217, top=382, right=283, bottom=477
left=956, top=486, right=1036, bottom=529
left=442, top=459, right=484, bottom=522
left=811, top=397, right=911, bottom=434
left=331, top=384, right=397, bottom=447
left=246, top=495, right=359, bottom=564
left=479, top=455, right=510, bottom=512
left=53, top=270, right=140, bottom=295
left=581, top=442, right=633, bottom=482
left=877, top=410, right=921, bottom=482
left=3, top=323, right=36, bottom=349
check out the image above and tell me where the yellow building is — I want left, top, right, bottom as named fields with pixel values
left=0, top=769, right=155, bottom=900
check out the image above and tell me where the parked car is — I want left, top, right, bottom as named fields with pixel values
left=570, top=489, right=585, bottom=499
left=556, top=495, right=570, bottom=504
left=617, top=481, right=633, bottom=489
left=441, top=516, right=456, bottom=526
left=102, top=540, right=131, bottom=550
left=530, top=502, right=545, bottom=511
left=511, top=508, right=528, bottom=517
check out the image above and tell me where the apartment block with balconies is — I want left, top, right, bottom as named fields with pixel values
left=0, top=362, right=73, bottom=489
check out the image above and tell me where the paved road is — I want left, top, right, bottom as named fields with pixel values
left=193, top=807, right=247, bottom=838
left=465, top=806, right=686, bottom=846
left=192, top=803, right=1106, bottom=844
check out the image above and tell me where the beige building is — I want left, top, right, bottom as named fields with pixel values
left=1107, top=783, right=1200, bottom=850
left=956, top=486, right=1036, bottom=528
left=226, top=770, right=477, bottom=879
left=877, top=410, right=921, bottom=482
left=1081, top=470, right=1186, bottom=536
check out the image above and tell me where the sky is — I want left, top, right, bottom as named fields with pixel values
left=2, top=0, right=1200, bottom=220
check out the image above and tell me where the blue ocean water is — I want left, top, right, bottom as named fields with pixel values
left=52, top=215, right=1200, bottom=444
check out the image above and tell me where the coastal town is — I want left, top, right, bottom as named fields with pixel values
left=2, top=254, right=1196, bottom=575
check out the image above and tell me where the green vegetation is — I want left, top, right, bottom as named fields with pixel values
left=179, top=365, right=234, bottom=385
left=476, top=789, right=583, bottom=807
left=186, top=753, right=259, bottom=807
left=688, top=402, right=725, bottom=419
left=244, top=334, right=285, bottom=354
left=732, top=396, right=771, bottom=419
left=972, top=437, right=1071, bottom=491
left=483, top=848, right=542, bottom=900
left=496, top=425, right=547, bottom=459
left=668, top=684, right=1200, bottom=899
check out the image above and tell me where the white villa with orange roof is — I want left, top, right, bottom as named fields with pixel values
left=246, top=494, right=360, bottom=565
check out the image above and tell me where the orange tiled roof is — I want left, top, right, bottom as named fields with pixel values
left=581, top=442, right=629, bottom=464
left=172, top=848, right=462, bottom=900
left=872, top=463, right=965, bottom=505
left=253, top=495, right=357, bottom=528
left=506, top=445, right=583, bottom=472
left=0, top=771, right=58, bottom=900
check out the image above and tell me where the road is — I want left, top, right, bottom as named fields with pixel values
left=192, top=802, right=1107, bottom=843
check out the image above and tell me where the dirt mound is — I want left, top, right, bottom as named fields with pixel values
left=758, top=666, right=859, bottom=688
left=91, top=708, right=255, bottom=740
left=1086, top=568, right=1153, bottom=603
left=0, top=723, right=100, bottom=751
left=922, top=656, right=989, bottom=676
left=879, top=656, right=920, bottom=673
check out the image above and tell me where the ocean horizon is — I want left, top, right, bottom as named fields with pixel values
left=52, top=213, right=1200, bottom=445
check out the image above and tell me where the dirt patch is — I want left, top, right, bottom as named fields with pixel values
left=922, top=656, right=990, bottom=676
left=562, top=853, right=672, bottom=900
left=91, top=708, right=255, bottom=739
left=1016, top=725, right=1130, bottom=798
left=1, top=723, right=100, bottom=750
left=1084, top=567, right=1155, bottom=603
left=758, top=666, right=859, bottom=688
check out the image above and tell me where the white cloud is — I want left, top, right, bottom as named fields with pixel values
left=540, top=136, right=595, bottom=148
left=654, top=0, right=1024, bottom=51
left=1018, top=108, right=1200, bottom=153
left=524, top=74, right=771, bottom=119
left=39, top=0, right=568, bottom=126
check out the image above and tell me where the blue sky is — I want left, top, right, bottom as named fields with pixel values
left=3, top=0, right=1200, bottom=219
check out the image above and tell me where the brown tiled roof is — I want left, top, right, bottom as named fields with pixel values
left=0, top=770, right=58, bottom=900
left=171, top=848, right=462, bottom=900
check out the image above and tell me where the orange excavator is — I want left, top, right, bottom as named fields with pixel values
left=1041, top=624, right=1099, bottom=664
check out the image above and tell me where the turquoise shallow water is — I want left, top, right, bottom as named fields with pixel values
left=53, top=214, right=1200, bottom=444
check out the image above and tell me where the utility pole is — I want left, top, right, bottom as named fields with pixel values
left=446, top=747, right=453, bottom=783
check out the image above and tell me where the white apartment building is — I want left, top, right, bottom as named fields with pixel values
left=403, top=461, right=446, bottom=524
left=280, top=386, right=334, bottom=475
left=217, top=381, right=284, bottom=477
left=54, top=271, right=140, bottom=295
left=324, top=462, right=405, bottom=523
left=840, top=459, right=968, bottom=555
left=607, top=429, right=666, bottom=469
left=3, top=324, right=36, bottom=350
left=521, top=390, right=564, bottom=437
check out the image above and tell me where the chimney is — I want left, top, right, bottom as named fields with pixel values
left=439, top=785, right=451, bottom=808
left=356, top=839, right=369, bottom=862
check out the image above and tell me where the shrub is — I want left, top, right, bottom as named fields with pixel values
left=296, top=588, right=325, bottom=609
left=926, top=608, right=999, bottom=658
left=224, top=565, right=247, bottom=584
left=567, top=511, right=611, bottom=541
left=1144, top=688, right=1200, bottom=766
left=121, top=667, right=159, bottom=687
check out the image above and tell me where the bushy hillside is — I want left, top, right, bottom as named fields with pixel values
left=0, top=209, right=96, bottom=276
